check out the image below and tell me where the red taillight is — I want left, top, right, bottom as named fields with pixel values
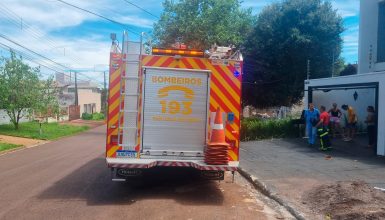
left=110, top=135, right=121, bottom=145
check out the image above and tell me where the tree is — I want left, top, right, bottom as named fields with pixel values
left=0, top=51, right=58, bottom=129
left=242, top=0, right=344, bottom=107
left=153, top=0, right=254, bottom=50
left=34, top=76, right=60, bottom=122
left=339, top=63, right=357, bottom=76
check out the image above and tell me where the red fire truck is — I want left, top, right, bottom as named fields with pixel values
left=106, top=31, right=243, bottom=181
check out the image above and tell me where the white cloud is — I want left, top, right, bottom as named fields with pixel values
left=115, top=15, right=154, bottom=28
left=0, top=0, right=159, bottom=85
left=332, top=0, right=360, bottom=18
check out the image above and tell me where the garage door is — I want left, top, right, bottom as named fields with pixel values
left=142, top=68, right=209, bottom=156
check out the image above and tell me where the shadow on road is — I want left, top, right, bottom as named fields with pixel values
left=38, top=156, right=224, bottom=206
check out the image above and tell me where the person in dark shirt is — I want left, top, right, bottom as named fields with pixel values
left=328, top=103, right=343, bottom=138
left=365, top=106, right=377, bottom=150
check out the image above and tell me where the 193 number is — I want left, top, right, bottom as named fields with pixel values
left=160, top=100, right=192, bottom=115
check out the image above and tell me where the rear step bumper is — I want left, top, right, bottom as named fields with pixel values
left=106, top=158, right=238, bottom=171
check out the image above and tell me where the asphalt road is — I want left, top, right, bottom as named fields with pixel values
left=0, top=126, right=292, bottom=220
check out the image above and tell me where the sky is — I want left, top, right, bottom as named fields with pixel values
left=0, top=0, right=360, bottom=86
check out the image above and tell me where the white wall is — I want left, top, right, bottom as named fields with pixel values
left=304, top=72, right=385, bottom=156
left=0, top=109, right=31, bottom=125
left=359, top=0, right=385, bottom=73
left=312, top=88, right=376, bottom=131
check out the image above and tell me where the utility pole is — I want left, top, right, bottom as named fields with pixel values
left=74, top=71, right=78, bottom=106
left=307, top=59, right=310, bottom=80
left=331, top=50, right=335, bottom=77
left=103, top=71, right=107, bottom=116
left=103, top=71, right=107, bottom=91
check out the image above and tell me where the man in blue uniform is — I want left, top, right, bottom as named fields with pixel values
left=305, top=103, right=320, bottom=147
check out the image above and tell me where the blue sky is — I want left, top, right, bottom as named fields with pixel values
left=0, top=0, right=359, bottom=84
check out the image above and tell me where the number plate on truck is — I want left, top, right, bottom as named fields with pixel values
left=116, top=150, right=137, bottom=158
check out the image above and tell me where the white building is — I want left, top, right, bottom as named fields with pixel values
left=358, top=0, right=385, bottom=74
left=305, top=0, right=385, bottom=156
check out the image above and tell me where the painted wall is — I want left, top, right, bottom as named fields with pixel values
left=0, top=109, right=31, bottom=125
left=304, top=71, right=385, bottom=156
left=359, top=0, right=385, bottom=73
left=78, top=89, right=101, bottom=114
left=312, top=88, right=376, bottom=131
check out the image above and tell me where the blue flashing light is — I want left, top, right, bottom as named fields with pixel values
left=233, top=70, right=240, bottom=77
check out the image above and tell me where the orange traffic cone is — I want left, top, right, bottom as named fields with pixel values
left=205, top=107, right=229, bottom=165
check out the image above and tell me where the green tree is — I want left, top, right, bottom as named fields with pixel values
left=242, top=0, right=344, bottom=107
left=339, top=63, right=357, bottom=76
left=0, top=51, right=59, bottom=129
left=34, top=76, right=60, bottom=122
left=153, top=0, right=254, bottom=50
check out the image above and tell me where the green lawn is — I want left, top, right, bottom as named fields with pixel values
left=0, top=122, right=89, bottom=140
left=0, top=142, right=22, bottom=152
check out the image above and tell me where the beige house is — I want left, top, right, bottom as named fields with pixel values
left=56, top=73, right=101, bottom=115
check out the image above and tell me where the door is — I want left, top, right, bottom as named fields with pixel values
left=142, top=67, right=209, bottom=156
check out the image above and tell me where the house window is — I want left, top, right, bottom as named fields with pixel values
left=378, top=2, right=385, bottom=63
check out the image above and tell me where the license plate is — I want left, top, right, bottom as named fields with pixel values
left=116, top=150, right=137, bottom=158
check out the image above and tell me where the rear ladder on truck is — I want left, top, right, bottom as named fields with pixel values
left=117, top=32, right=142, bottom=156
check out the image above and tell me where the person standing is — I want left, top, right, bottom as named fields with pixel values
left=341, top=104, right=357, bottom=142
left=317, top=106, right=332, bottom=151
left=305, top=103, right=320, bottom=147
left=328, top=103, right=343, bottom=138
left=365, top=106, right=377, bottom=150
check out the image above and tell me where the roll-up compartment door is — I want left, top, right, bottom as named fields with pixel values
left=142, top=68, right=209, bottom=156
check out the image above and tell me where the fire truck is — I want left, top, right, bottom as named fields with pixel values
left=106, top=31, right=243, bottom=181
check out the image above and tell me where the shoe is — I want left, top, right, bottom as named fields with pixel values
left=319, top=147, right=327, bottom=151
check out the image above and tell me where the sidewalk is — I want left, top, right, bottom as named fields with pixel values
left=60, top=119, right=105, bottom=128
left=0, top=135, right=48, bottom=155
left=240, top=137, right=385, bottom=218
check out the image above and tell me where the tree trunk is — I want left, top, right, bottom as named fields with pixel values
left=15, top=110, right=21, bottom=130
left=14, top=122, right=19, bottom=130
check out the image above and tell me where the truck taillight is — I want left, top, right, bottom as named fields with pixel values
left=110, top=135, right=121, bottom=145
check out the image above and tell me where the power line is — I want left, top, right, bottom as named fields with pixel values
left=0, top=43, right=91, bottom=82
left=0, top=33, right=72, bottom=70
left=55, top=0, right=140, bottom=36
left=121, top=0, right=159, bottom=19
left=0, top=3, right=97, bottom=69
left=0, top=35, right=103, bottom=86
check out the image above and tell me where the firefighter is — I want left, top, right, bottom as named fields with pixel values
left=316, top=106, right=332, bottom=151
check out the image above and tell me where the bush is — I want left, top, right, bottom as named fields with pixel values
left=240, top=118, right=297, bottom=141
left=81, top=113, right=92, bottom=120
left=92, top=113, right=105, bottom=120
left=82, top=112, right=105, bottom=120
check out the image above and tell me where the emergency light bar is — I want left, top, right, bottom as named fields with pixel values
left=152, top=48, right=204, bottom=57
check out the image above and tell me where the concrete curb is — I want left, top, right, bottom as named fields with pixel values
left=0, top=141, right=49, bottom=156
left=238, top=167, right=306, bottom=220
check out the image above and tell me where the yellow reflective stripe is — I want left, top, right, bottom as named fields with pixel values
left=229, top=150, right=238, bottom=161
left=107, top=145, right=120, bottom=157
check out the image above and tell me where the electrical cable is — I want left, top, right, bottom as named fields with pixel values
left=0, top=38, right=103, bottom=86
left=55, top=0, right=140, bottom=36
left=0, top=3, right=102, bottom=71
left=121, top=0, right=159, bottom=19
